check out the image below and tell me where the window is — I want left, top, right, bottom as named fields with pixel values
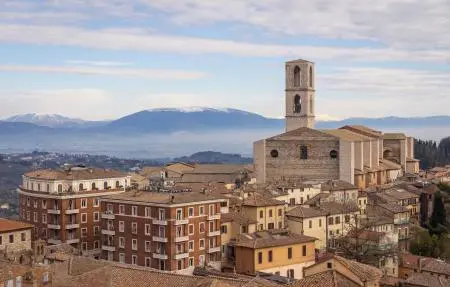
left=26, top=211, right=30, bottom=220
left=188, top=224, right=194, bottom=235
left=258, top=252, right=263, bottom=264
left=309, top=66, right=313, bottom=87
left=300, top=145, right=308, bottom=159
left=188, top=207, right=194, bottom=217
left=119, top=221, right=124, bottom=232
left=302, top=245, right=307, bottom=256
left=0, top=236, right=2, bottom=245
left=278, top=209, right=282, bottom=216
left=21, top=233, right=26, bottom=241
left=81, top=199, right=87, bottom=208
left=328, top=217, right=334, bottom=225
left=145, top=207, right=151, bottom=218
left=94, top=240, right=99, bottom=249
left=221, top=225, right=228, bottom=234
left=269, top=209, right=273, bottom=217
left=330, top=150, right=338, bottom=159
left=209, top=204, right=215, bottom=215
left=189, top=257, right=194, bottom=267
left=335, top=216, right=340, bottom=224
left=82, top=242, right=87, bottom=251
left=293, top=66, right=301, bottom=87
left=94, top=226, right=100, bottom=236
left=188, top=241, right=194, bottom=251
left=278, top=222, right=282, bottom=229
left=259, top=210, right=264, bottom=219
left=294, top=94, right=301, bottom=113
left=242, top=226, right=248, bottom=233
left=94, top=212, right=100, bottom=222
left=345, top=215, right=350, bottom=223
left=93, top=198, right=99, bottom=207
left=288, top=247, right=292, bottom=259
left=33, top=212, right=38, bottom=222
left=158, top=209, right=165, bottom=220
left=132, top=239, right=137, bottom=250
left=119, top=253, right=125, bottom=263
left=81, top=213, right=87, bottom=223
left=145, top=241, right=151, bottom=252
left=116, top=181, right=120, bottom=188
left=145, top=224, right=151, bottom=235
left=91, top=182, right=96, bottom=190
left=132, top=206, right=138, bottom=216
left=119, top=205, right=125, bottom=214
left=9, top=234, right=14, bottom=243
left=176, top=208, right=183, bottom=220
left=42, top=214, right=47, bottom=224
left=258, top=224, right=263, bottom=231
left=199, top=222, right=205, bottom=233
left=319, top=219, right=322, bottom=227
left=58, top=184, right=63, bottom=193
left=42, top=199, right=47, bottom=209
left=81, top=228, right=87, bottom=238
left=268, top=223, right=274, bottom=230
left=119, top=237, right=125, bottom=248
left=16, top=276, right=22, bottom=287
left=289, top=198, right=295, bottom=205
left=199, top=239, right=205, bottom=250
left=33, top=200, right=37, bottom=208
left=177, top=260, right=183, bottom=270
left=79, top=183, right=84, bottom=191
left=199, top=206, right=204, bottom=215
left=309, top=220, right=312, bottom=228
left=132, top=222, right=137, bottom=234
left=327, top=262, right=332, bottom=269
left=287, top=269, right=295, bottom=279
left=132, top=255, right=137, bottom=265
left=268, top=250, right=273, bottom=262
left=270, top=149, right=279, bottom=158
left=42, top=273, right=49, bottom=284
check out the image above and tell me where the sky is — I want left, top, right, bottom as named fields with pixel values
left=0, top=0, right=450, bottom=121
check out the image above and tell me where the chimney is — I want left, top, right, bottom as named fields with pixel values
left=418, top=257, right=425, bottom=272
left=68, top=256, right=74, bottom=275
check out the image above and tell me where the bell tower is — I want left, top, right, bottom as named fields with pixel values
left=285, top=59, right=315, bottom=131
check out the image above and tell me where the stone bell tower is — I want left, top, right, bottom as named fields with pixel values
left=285, top=59, right=315, bottom=131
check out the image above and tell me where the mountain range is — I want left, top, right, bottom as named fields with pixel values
left=2, top=108, right=450, bottom=134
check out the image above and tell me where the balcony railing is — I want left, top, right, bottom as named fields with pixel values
left=152, top=219, right=168, bottom=225
left=65, top=223, right=80, bottom=229
left=394, top=218, right=409, bottom=225
left=207, top=230, right=221, bottom=237
left=48, top=238, right=62, bottom=244
left=174, top=219, right=189, bottom=225
left=66, top=238, right=80, bottom=244
left=153, top=253, right=168, bottom=260
left=102, top=226, right=115, bottom=236
left=152, top=236, right=168, bottom=243
left=174, top=235, right=189, bottom=242
left=208, top=246, right=221, bottom=254
left=102, top=245, right=116, bottom=252
left=101, top=211, right=115, bottom=220
left=208, top=214, right=221, bottom=220
left=65, top=209, right=79, bottom=215
left=47, top=209, right=61, bottom=214
left=48, top=223, right=61, bottom=229
left=174, top=252, right=189, bottom=260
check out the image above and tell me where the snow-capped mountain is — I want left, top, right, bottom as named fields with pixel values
left=4, top=113, right=86, bottom=128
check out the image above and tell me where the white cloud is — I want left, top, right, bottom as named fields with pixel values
left=65, top=60, right=133, bottom=67
left=0, top=24, right=449, bottom=63
left=0, top=65, right=206, bottom=80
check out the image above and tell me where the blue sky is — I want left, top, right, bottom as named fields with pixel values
left=0, top=0, right=450, bottom=121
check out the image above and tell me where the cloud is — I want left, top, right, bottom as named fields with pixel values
left=0, top=24, right=450, bottom=63
left=65, top=60, right=133, bottom=67
left=0, top=65, right=206, bottom=80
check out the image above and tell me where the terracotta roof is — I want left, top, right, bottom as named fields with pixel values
left=291, top=270, right=361, bottom=287
left=421, top=259, right=450, bottom=276
left=102, top=190, right=227, bottom=205
left=320, top=129, right=372, bottom=142
left=380, top=275, right=402, bottom=286
left=332, top=255, right=382, bottom=282
left=0, top=260, right=50, bottom=285
left=320, top=180, right=358, bottom=191
left=266, top=127, right=339, bottom=141
left=0, top=218, right=33, bottom=232
left=24, top=167, right=128, bottom=180
left=377, top=202, right=409, bottom=213
left=383, top=133, right=407, bottom=140
left=187, top=164, right=253, bottom=174
left=340, top=125, right=382, bottom=138
left=404, top=273, right=450, bottom=287
left=318, top=202, right=360, bottom=215
left=221, top=212, right=257, bottom=225
left=241, top=193, right=285, bottom=207
left=231, top=230, right=316, bottom=249
left=380, top=189, right=419, bottom=200
left=286, top=206, right=327, bottom=219
left=380, top=159, right=402, bottom=170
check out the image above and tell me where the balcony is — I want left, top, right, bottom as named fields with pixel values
left=65, top=209, right=79, bottom=215
left=208, top=214, right=221, bottom=220
left=48, top=224, right=61, bottom=229
left=174, top=236, right=189, bottom=242
left=207, top=230, right=221, bottom=237
left=394, top=218, right=409, bottom=225
left=208, top=246, right=221, bottom=254
left=65, top=223, right=80, bottom=229
left=174, top=252, right=189, bottom=260
left=152, top=236, right=168, bottom=243
left=102, top=245, right=116, bottom=252
left=153, top=253, right=168, bottom=260
left=174, top=219, right=189, bottom=225
left=101, top=211, right=115, bottom=220
left=102, top=226, right=115, bottom=236
left=152, top=219, right=168, bottom=225
left=66, top=238, right=80, bottom=244
left=48, top=238, right=62, bottom=244
left=47, top=209, right=61, bottom=214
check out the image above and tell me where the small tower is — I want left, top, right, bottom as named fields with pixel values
left=285, top=59, right=315, bottom=131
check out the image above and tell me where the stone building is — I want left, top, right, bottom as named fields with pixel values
left=0, top=218, right=33, bottom=254
left=254, top=59, right=419, bottom=187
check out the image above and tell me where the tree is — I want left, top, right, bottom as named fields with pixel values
left=410, top=230, right=440, bottom=258
left=429, top=191, right=448, bottom=236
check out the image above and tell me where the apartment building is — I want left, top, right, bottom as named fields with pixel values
left=375, top=189, right=420, bottom=222
left=18, top=166, right=130, bottom=257
left=240, top=193, right=285, bottom=231
left=100, top=190, right=227, bottom=273
left=0, top=218, right=33, bottom=253
left=230, top=230, right=316, bottom=280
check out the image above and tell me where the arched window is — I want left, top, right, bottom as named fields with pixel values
left=309, top=66, right=313, bottom=87
left=310, top=96, right=313, bottom=114
left=92, top=182, right=96, bottom=190
left=294, top=66, right=301, bottom=87
left=115, top=181, right=120, bottom=188
left=300, top=145, right=308, bottom=159
left=79, top=183, right=84, bottom=191
left=294, top=95, right=301, bottom=113
left=57, top=184, right=63, bottom=193
left=104, top=181, right=108, bottom=189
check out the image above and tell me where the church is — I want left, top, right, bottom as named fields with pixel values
left=253, top=59, right=420, bottom=189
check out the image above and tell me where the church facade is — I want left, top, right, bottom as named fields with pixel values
left=253, top=59, right=419, bottom=189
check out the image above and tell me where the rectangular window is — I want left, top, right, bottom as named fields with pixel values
left=33, top=212, right=38, bottom=223
left=132, top=206, right=138, bottom=216
left=345, top=215, right=350, bottom=223
left=119, top=205, right=125, bottom=214
left=94, top=226, right=100, bottom=236
left=221, top=225, right=228, bottom=234
left=26, top=211, right=30, bottom=220
left=258, top=252, right=263, bottom=264
left=199, top=222, right=205, bottom=233
left=288, top=247, right=292, bottom=259
left=158, top=209, right=165, bottom=220
left=209, top=204, right=215, bottom=215
left=81, top=213, right=87, bottom=223
left=145, top=241, right=151, bottom=252
left=119, top=237, right=125, bottom=248
left=268, top=250, right=273, bottom=262
left=21, top=233, right=26, bottom=241
left=145, top=224, right=151, bottom=235
left=9, top=234, right=13, bottom=243
left=188, top=241, right=194, bottom=252
left=199, top=239, right=205, bottom=250
left=328, top=217, right=333, bottom=225
left=300, top=145, right=308, bottom=159
left=81, top=228, right=87, bottom=238
left=309, top=220, right=312, bottom=228
left=189, top=257, right=194, bottom=267
left=94, top=240, right=99, bottom=249
left=287, top=269, right=295, bottom=279
left=177, top=260, right=183, bottom=270
left=319, top=219, right=322, bottom=227
left=278, top=209, right=282, bottom=216
left=33, top=200, right=37, bottom=208
left=188, top=207, right=194, bottom=217
left=188, top=224, right=194, bottom=235
left=93, top=198, right=99, bottom=207
left=268, top=223, right=274, bottom=230
left=335, top=216, right=340, bottom=224
left=145, top=207, right=151, bottom=218
left=269, top=209, right=273, bottom=217
left=132, top=222, right=137, bottom=234
left=93, top=212, right=100, bottom=222
left=259, top=210, right=264, bottom=219
left=145, top=257, right=151, bottom=267
left=132, top=239, right=137, bottom=250
left=82, top=242, right=87, bottom=251
left=42, top=214, right=47, bottom=224
left=42, top=200, right=47, bottom=209
left=119, top=221, right=124, bottom=232
left=132, top=255, right=137, bottom=265
left=81, top=199, right=87, bottom=208
left=119, top=253, right=125, bottom=263
left=302, top=245, right=307, bottom=256
left=176, top=208, right=183, bottom=220
left=199, top=206, right=204, bottom=215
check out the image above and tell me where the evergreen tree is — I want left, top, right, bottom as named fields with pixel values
left=429, top=191, right=448, bottom=235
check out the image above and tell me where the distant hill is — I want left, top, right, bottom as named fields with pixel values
left=3, top=113, right=108, bottom=128
left=173, top=151, right=252, bottom=164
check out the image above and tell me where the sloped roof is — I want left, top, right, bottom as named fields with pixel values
left=383, top=133, right=406, bottom=140
left=320, top=129, right=372, bottom=142
left=333, top=255, right=382, bottom=282
left=320, top=180, right=358, bottom=191
left=266, top=127, right=339, bottom=141
left=380, top=159, right=402, bottom=170
left=231, top=230, right=316, bottom=249
left=404, top=273, right=450, bottom=287
left=0, top=218, right=33, bottom=232
left=242, top=193, right=285, bottom=207
left=24, top=168, right=127, bottom=180
left=286, top=206, right=327, bottom=219
left=291, top=270, right=361, bottom=287
left=221, top=212, right=257, bottom=225
left=340, top=125, right=382, bottom=138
